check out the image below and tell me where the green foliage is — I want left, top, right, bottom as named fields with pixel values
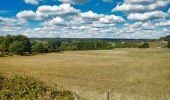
left=60, top=40, right=113, bottom=51
left=0, top=35, right=13, bottom=53
left=113, top=42, right=139, bottom=48
left=48, top=41, right=62, bottom=52
left=14, top=35, right=32, bottom=54
left=138, top=42, right=149, bottom=48
left=32, top=42, right=49, bottom=53
left=168, top=40, right=170, bottom=48
left=0, top=74, right=74, bottom=100
left=0, top=35, right=32, bottom=55
left=9, top=42, right=25, bottom=55
left=159, top=35, right=170, bottom=48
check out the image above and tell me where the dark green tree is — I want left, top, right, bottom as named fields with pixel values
left=138, top=42, right=149, bottom=48
left=9, top=41, right=25, bottom=55
left=14, top=35, right=32, bottom=54
left=168, top=40, right=170, bottom=48
left=0, top=35, right=13, bottom=53
left=32, top=42, right=49, bottom=53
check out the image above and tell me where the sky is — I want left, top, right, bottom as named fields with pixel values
left=0, top=0, right=170, bottom=39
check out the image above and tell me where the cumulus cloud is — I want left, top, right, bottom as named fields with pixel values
left=80, top=11, right=103, bottom=20
left=37, top=4, right=80, bottom=18
left=112, top=0, right=170, bottom=12
left=0, top=17, right=25, bottom=36
left=42, top=17, right=66, bottom=26
left=24, top=0, right=39, bottom=5
left=156, top=20, right=170, bottom=27
left=8, top=2, right=170, bottom=38
left=58, top=0, right=88, bottom=4
left=99, top=15, right=125, bottom=24
left=168, top=8, right=170, bottom=15
left=16, top=4, right=80, bottom=21
left=128, top=11, right=167, bottom=21
left=16, top=10, right=38, bottom=20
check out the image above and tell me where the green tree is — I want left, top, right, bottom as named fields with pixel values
left=14, top=35, right=32, bottom=54
left=9, top=41, right=25, bottom=55
left=168, top=40, right=170, bottom=48
left=32, top=42, right=49, bottom=53
left=138, top=42, right=149, bottom=48
left=0, top=35, right=13, bottom=53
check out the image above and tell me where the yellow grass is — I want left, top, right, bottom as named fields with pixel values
left=0, top=48, right=170, bottom=100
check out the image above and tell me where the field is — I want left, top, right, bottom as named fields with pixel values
left=0, top=48, right=170, bottom=100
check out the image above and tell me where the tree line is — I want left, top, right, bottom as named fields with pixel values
left=0, top=35, right=113, bottom=55
left=0, top=35, right=152, bottom=56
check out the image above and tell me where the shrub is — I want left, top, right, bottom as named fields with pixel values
left=0, top=74, right=74, bottom=100
left=168, top=40, right=170, bottom=48
left=138, top=42, right=149, bottom=48
left=9, top=41, right=25, bottom=55
left=32, top=42, right=49, bottom=53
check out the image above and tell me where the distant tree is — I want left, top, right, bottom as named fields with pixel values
left=32, top=42, right=49, bottom=53
left=168, top=40, right=170, bottom=48
left=9, top=41, right=25, bottom=55
left=14, top=35, right=32, bottom=54
left=138, top=42, right=149, bottom=48
left=48, top=41, right=61, bottom=52
left=0, top=35, right=31, bottom=55
left=0, top=35, right=13, bottom=53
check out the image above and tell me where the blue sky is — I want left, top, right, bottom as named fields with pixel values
left=0, top=0, right=170, bottom=39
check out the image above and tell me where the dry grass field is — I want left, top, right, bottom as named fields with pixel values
left=0, top=48, right=170, bottom=100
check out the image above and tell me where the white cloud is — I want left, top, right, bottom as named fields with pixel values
left=112, top=0, right=170, bottom=12
left=16, top=10, right=38, bottom=20
left=128, top=11, right=167, bottom=21
left=58, top=0, right=87, bottom=4
left=99, top=15, right=125, bottom=24
left=36, top=4, right=80, bottom=19
left=125, top=0, right=155, bottom=4
left=42, top=17, right=66, bottom=26
left=168, top=8, right=170, bottom=15
left=0, top=17, right=25, bottom=36
left=80, top=11, right=103, bottom=19
left=24, top=0, right=39, bottom=5
left=10, top=3, right=170, bottom=38
left=16, top=4, right=80, bottom=21
left=156, top=20, right=170, bottom=27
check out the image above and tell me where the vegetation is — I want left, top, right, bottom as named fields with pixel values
left=1, top=34, right=163, bottom=56
left=0, top=35, right=31, bottom=55
left=0, top=49, right=170, bottom=100
left=168, top=40, right=170, bottom=48
left=160, top=35, right=170, bottom=48
left=138, top=42, right=149, bottom=48
left=9, top=41, right=25, bottom=55
left=0, top=74, right=74, bottom=100
left=32, top=42, right=49, bottom=53
left=112, top=42, right=139, bottom=48
left=0, top=35, right=114, bottom=55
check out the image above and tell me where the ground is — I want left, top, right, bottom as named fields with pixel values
left=0, top=48, right=170, bottom=100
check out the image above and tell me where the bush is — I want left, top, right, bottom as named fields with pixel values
left=114, top=42, right=139, bottom=48
left=138, top=42, right=149, bottom=48
left=32, top=42, right=49, bottom=53
left=0, top=74, right=74, bottom=100
left=168, top=40, right=170, bottom=48
left=9, top=41, right=25, bottom=55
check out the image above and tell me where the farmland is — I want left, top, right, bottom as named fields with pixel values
left=0, top=48, right=170, bottom=100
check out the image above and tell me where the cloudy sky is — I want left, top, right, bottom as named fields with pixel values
left=0, top=0, right=170, bottom=39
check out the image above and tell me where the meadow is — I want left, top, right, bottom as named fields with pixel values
left=0, top=48, right=170, bottom=100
